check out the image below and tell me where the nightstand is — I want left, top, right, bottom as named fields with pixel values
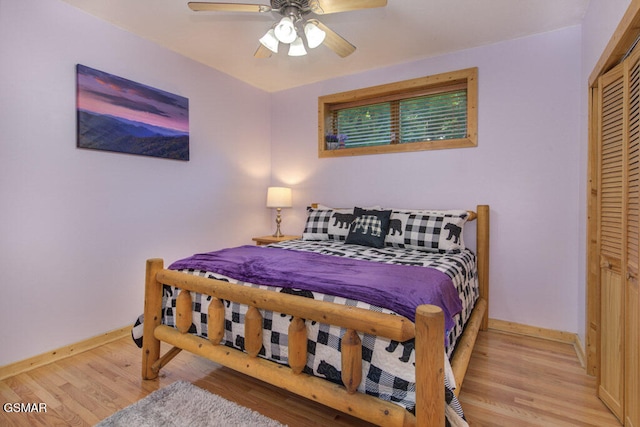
left=252, top=235, right=301, bottom=246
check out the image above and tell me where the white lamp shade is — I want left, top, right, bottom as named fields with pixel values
left=266, top=187, right=292, bottom=208
left=274, top=16, right=297, bottom=44
left=304, top=22, right=326, bottom=49
left=288, top=37, right=307, bottom=56
left=259, top=29, right=279, bottom=53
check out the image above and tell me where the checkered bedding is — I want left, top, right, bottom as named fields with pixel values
left=270, top=239, right=478, bottom=353
left=135, top=239, right=477, bottom=425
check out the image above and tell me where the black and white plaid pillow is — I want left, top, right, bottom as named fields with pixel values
left=302, top=207, right=367, bottom=241
left=385, top=210, right=468, bottom=252
left=302, top=208, right=334, bottom=240
left=327, top=209, right=357, bottom=241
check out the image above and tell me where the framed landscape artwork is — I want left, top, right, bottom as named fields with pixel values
left=76, top=64, right=189, bottom=161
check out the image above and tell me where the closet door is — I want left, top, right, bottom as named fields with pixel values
left=626, top=48, right=640, bottom=427
left=598, top=63, right=625, bottom=421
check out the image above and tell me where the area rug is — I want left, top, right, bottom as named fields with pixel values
left=96, top=381, right=286, bottom=427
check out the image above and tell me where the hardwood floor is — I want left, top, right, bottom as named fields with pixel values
left=458, top=331, right=619, bottom=427
left=0, top=330, right=620, bottom=426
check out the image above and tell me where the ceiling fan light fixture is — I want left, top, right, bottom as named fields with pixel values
left=274, top=16, right=297, bottom=44
left=288, top=36, right=307, bottom=56
left=304, top=21, right=325, bottom=49
left=259, top=29, right=279, bottom=53
left=189, top=0, right=379, bottom=59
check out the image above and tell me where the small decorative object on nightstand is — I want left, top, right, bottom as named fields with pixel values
left=266, top=186, right=292, bottom=237
left=252, top=235, right=301, bottom=246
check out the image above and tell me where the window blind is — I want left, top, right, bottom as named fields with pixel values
left=336, top=103, right=391, bottom=147
left=399, top=90, right=467, bottom=143
left=333, top=89, right=467, bottom=147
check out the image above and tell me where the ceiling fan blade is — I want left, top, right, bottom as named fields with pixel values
left=254, top=43, right=273, bottom=58
left=314, top=21, right=356, bottom=58
left=311, top=0, right=386, bottom=14
left=188, top=2, right=271, bottom=13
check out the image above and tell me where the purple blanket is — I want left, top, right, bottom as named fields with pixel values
left=169, top=245, right=462, bottom=333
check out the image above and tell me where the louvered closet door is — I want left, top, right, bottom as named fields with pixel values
left=598, top=63, right=625, bottom=421
left=626, top=48, right=640, bottom=427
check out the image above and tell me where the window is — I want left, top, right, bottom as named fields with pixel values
left=318, top=67, right=478, bottom=157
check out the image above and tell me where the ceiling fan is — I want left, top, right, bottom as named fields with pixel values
left=187, top=0, right=387, bottom=58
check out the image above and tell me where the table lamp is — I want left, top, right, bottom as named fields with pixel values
left=266, top=187, right=292, bottom=237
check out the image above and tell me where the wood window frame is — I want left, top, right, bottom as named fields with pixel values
left=318, top=67, right=478, bottom=158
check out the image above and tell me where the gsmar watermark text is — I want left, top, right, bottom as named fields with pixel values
left=3, top=402, right=47, bottom=413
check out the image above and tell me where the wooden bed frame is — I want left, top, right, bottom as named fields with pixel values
left=141, top=205, right=489, bottom=426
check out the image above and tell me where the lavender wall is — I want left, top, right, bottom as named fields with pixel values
left=272, top=0, right=633, bottom=344
left=271, top=27, right=585, bottom=335
left=0, top=0, right=631, bottom=367
left=0, top=0, right=271, bottom=366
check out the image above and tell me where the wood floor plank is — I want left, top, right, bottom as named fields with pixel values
left=0, top=329, right=620, bottom=426
left=459, top=331, right=620, bottom=427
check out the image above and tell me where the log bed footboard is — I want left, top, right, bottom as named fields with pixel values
left=141, top=205, right=490, bottom=427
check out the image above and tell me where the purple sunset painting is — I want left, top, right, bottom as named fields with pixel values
left=76, top=64, right=189, bottom=161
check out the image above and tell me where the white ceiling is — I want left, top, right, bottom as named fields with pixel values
left=60, top=0, right=590, bottom=92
